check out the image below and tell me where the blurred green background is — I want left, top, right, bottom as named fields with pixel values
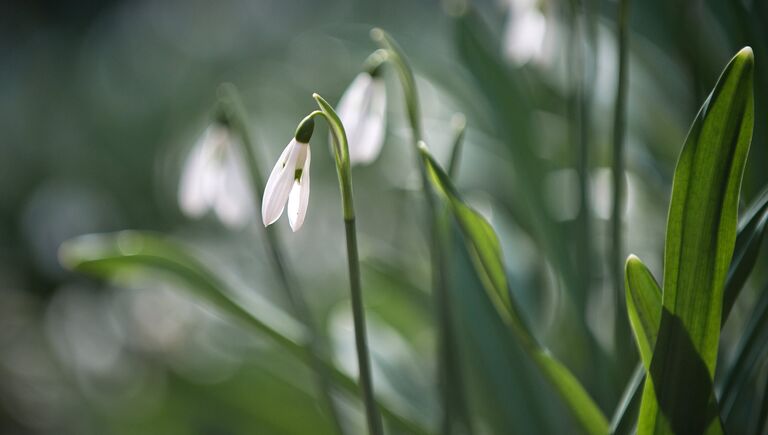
left=1, top=0, right=767, bottom=433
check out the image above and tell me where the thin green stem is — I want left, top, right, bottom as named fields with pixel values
left=313, top=94, right=383, bottom=435
left=217, top=84, right=345, bottom=435
left=610, top=0, right=633, bottom=376
left=372, top=29, right=469, bottom=434
left=567, top=0, right=592, bottom=316
left=345, top=218, right=383, bottom=435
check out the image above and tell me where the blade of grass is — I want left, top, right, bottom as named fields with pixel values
left=637, top=47, right=754, bottom=435
left=58, top=231, right=431, bottom=435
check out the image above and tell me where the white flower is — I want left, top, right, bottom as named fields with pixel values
left=261, top=138, right=312, bottom=232
left=178, top=123, right=254, bottom=228
left=502, top=0, right=550, bottom=66
left=336, top=72, right=387, bottom=165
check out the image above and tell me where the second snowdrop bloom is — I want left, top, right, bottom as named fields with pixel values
left=262, top=118, right=314, bottom=232
left=178, top=122, right=254, bottom=228
left=336, top=70, right=387, bottom=165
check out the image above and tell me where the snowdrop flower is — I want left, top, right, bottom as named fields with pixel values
left=503, top=0, right=549, bottom=66
left=261, top=117, right=314, bottom=232
left=335, top=68, right=387, bottom=165
left=178, top=122, right=254, bottom=228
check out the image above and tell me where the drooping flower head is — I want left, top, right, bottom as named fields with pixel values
left=178, top=119, right=254, bottom=228
left=261, top=117, right=314, bottom=232
left=335, top=52, right=387, bottom=166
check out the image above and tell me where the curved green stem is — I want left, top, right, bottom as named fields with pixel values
left=216, top=84, right=346, bottom=435
left=312, top=94, right=383, bottom=435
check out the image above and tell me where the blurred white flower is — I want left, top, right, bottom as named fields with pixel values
left=261, top=137, right=312, bottom=232
left=503, top=0, right=550, bottom=66
left=336, top=72, right=387, bottom=165
left=178, top=123, right=254, bottom=228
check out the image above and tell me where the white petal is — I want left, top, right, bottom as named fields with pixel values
left=287, top=145, right=311, bottom=231
left=178, top=126, right=224, bottom=218
left=214, top=141, right=254, bottom=228
left=261, top=140, right=300, bottom=226
left=179, top=142, right=209, bottom=217
left=337, top=73, right=373, bottom=129
left=349, top=78, right=386, bottom=165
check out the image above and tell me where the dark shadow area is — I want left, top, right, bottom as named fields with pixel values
left=649, top=308, right=720, bottom=434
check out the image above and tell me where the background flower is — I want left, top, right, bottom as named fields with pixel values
left=179, top=124, right=254, bottom=228
left=336, top=72, right=387, bottom=165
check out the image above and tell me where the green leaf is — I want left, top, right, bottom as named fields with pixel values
left=612, top=186, right=768, bottom=433
left=624, top=255, right=662, bottom=370
left=613, top=196, right=768, bottom=433
left=419, top=146, right=609, bottom=435
left=638, top=47, right=754, bottom=435
left=448, top=223, right=550, bottom=434
left=59, top=231, right=430, bottom=435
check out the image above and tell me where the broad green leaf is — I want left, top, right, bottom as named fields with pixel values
left=59, top=231, right=429, bottom=435
left=624, top=255, right=662, bottom=370
left=612, top=186, right=768, bottom=433
left=638, top=47, right=754, bottom=435
left=419, top=146, right=609, bottom=435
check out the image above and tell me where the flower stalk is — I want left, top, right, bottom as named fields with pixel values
left=312, top=94, right=384, bottom=435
